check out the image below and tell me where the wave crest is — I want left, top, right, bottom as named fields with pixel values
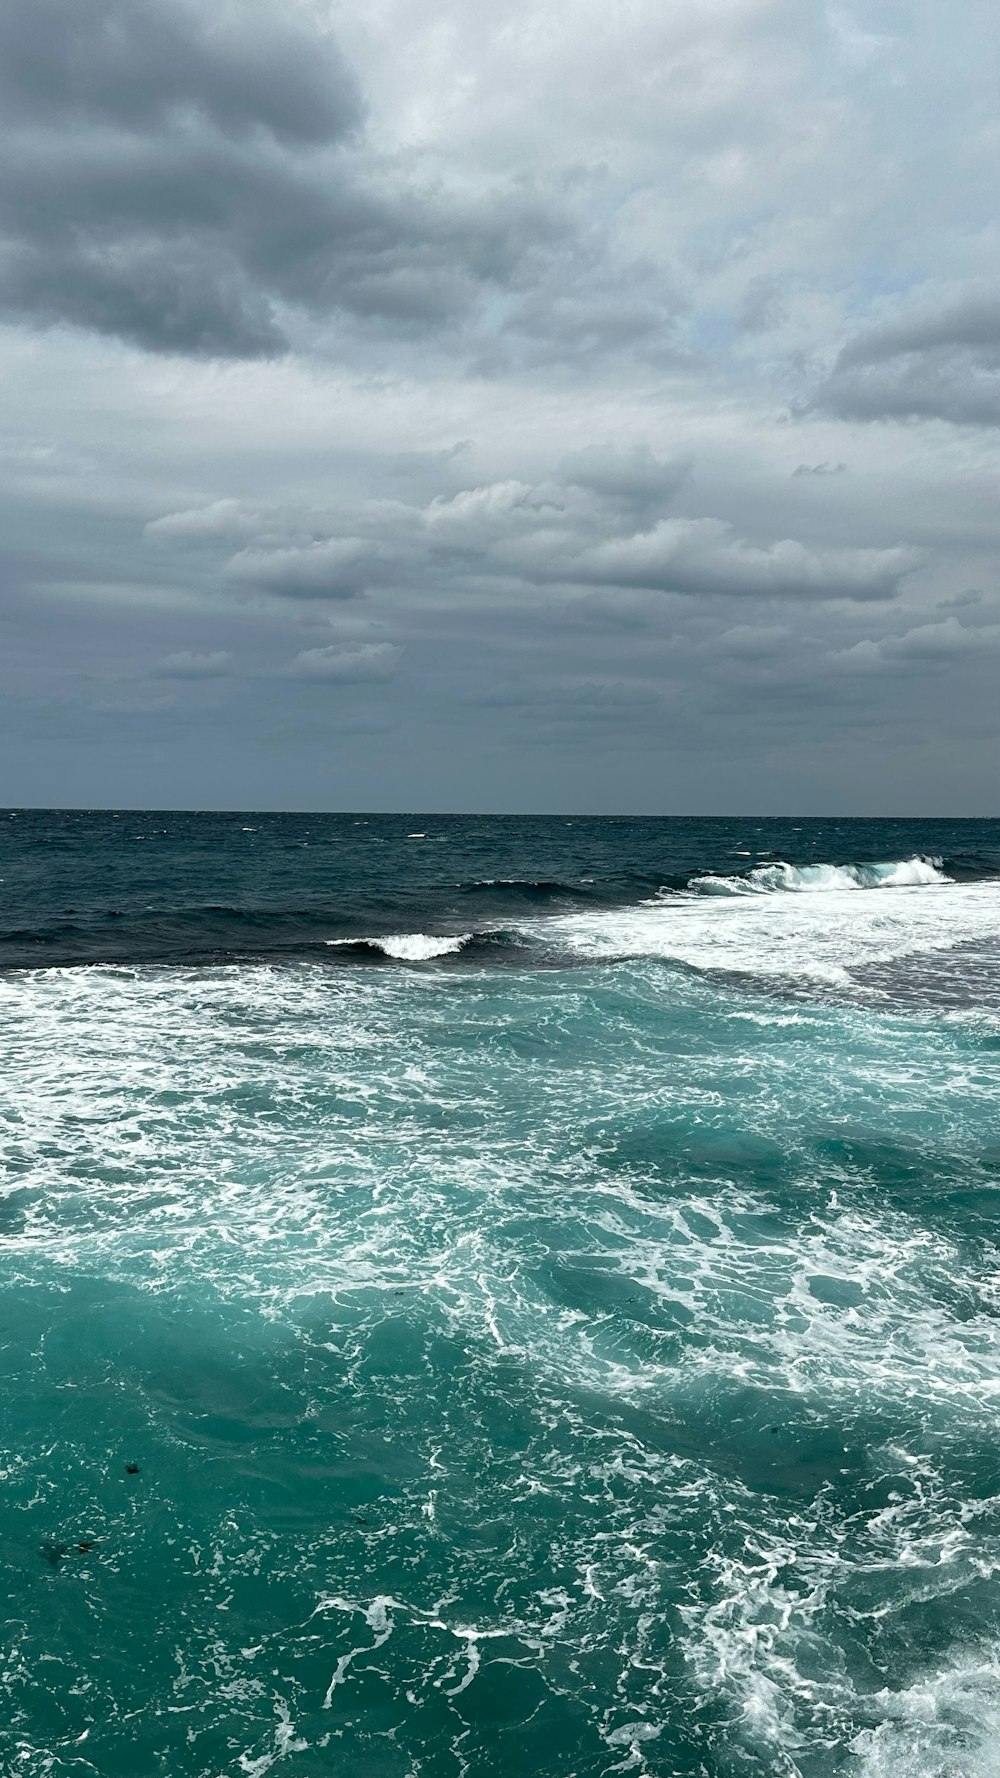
left=459, top=877, right=596, bottom=903
left=326, top=932, right=469, bottom=961
left=325, top=928, right=532, bottom=964
left=688, top=856, right=950, bottom=896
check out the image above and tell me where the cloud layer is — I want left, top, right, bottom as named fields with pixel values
left=153, top=466, right=918, bottom=608
left=0, top=0, right=997, bottom=811
left=0, top=0, right=567, bottom=358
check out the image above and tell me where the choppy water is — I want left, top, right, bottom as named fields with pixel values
left=2, top=813, right=1000, bottom=1778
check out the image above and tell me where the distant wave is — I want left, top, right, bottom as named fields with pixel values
left=687, top=856, right=951, bottom=896
left=457, top=877, right=603, bottom=903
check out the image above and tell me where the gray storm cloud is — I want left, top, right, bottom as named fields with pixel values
left=815, top=297, right=1000, bottom=427
left=0, top=0, right=362, bottom=139
left=0, top=0, right=567, bottom=358
left=0, top=0, right=997, bottom=811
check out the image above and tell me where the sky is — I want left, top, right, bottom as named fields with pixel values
left=1, top=0, right=998, bottom=814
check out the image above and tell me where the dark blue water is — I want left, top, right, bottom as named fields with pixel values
left=2, top=810, right=998, bottom=968
left=2, top=813, right=1000, bottom=1778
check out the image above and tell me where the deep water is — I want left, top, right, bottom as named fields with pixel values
left=2, top=812, right=1000, bottom=1778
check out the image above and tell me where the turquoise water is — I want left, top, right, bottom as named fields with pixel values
left=2, top=816, right=1000, bottom=1776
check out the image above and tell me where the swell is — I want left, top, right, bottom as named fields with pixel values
left=458, top=877, right=595, bottom=901
left=455, top=874, right=667, bottom=910
left=2, top=852, right=998, bottom=972
left=0, top=909, right=539, bottom=971
left=0, top=904, right=343, bottom=969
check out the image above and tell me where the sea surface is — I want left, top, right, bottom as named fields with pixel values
left=2, top=810, right=1000, bottom=1778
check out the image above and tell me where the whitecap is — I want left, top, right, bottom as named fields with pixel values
left=518, top=871, right=997, bottom=990
left=690, top=856, right=949, bottom=895
left=851, top=1653, right=1000, bottom=1778
left=327, top=932, right=469, bottom=961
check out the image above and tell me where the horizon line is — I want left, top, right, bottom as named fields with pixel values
left=2, top=806, right=996, bottom=822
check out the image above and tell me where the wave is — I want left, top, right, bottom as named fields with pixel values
left=457, top=877, right=606, bottom=904
left=520, top=871, right=1000, bottom=1010
left=687, top=856, right=950, bottom=896
left=325, top=928, right=531, bottom=964
left=2, top=854, right=993, bottom=978
left=327, top=932, right=470, bottom=962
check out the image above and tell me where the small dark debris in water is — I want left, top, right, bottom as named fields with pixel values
left=125, top=1463, right=140, bottom=1475
left=76, top=1541, right=95, bottom=1553
left=350, top=1510, right=369, bottom=1523
left=40, top=1541, right=69, bottom=1567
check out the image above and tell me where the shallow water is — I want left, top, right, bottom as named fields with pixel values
left=2, top=814, right=1000, bottom=1776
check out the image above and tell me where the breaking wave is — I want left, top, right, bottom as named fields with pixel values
left=688, top=855, right=950, bottom=895
left=325, top=928, right=531, bottom=964
left=327, top=932, right=470, bottom=962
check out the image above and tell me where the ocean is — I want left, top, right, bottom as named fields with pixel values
left=2, top=810, right=1000, bottom=1778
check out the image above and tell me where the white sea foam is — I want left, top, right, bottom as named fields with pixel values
left=326, top=932, right=469, bottom=960
left=680, top=1523, right=1000, bottom=1776
left=690, top=855, right=950, bottom=895
left=524, top=875, right=999, bottom=988
left=3, top=950, right=1000, bottom=1772
left=851, top=1654, right=1000, bottom=1778
left=376, top=932, right=468, bottom=961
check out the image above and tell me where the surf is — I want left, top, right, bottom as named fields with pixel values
left=688, top=854, right=950, bottom=895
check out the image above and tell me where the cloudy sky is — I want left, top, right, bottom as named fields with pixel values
left=1, top=0, right=998, bottom=813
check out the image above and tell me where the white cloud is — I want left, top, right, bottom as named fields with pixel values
left=572, top=518, right=919, bottom=601
left=423, top=481, right=544, bottom=533
left=144, top=500, right=263, bottom=542
left=887, top=619, right=991, bottom=660
left=285, top=642, right=401, bottom=680
left=225, top=539, right=373, bottom=599
left=832, top=619, right=1000, bottom=674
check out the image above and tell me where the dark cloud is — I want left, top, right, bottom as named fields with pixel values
left=815, top=296, right=1000, bottom=425
left=0, top=0, right=362, bottom=141
left=937, top=588, right=985, bottom=612
left=2, top=0, right=997, bottom=813
left=0, top=0, right=562, bottom=358
left=0, top=230, right=287, bottom=359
